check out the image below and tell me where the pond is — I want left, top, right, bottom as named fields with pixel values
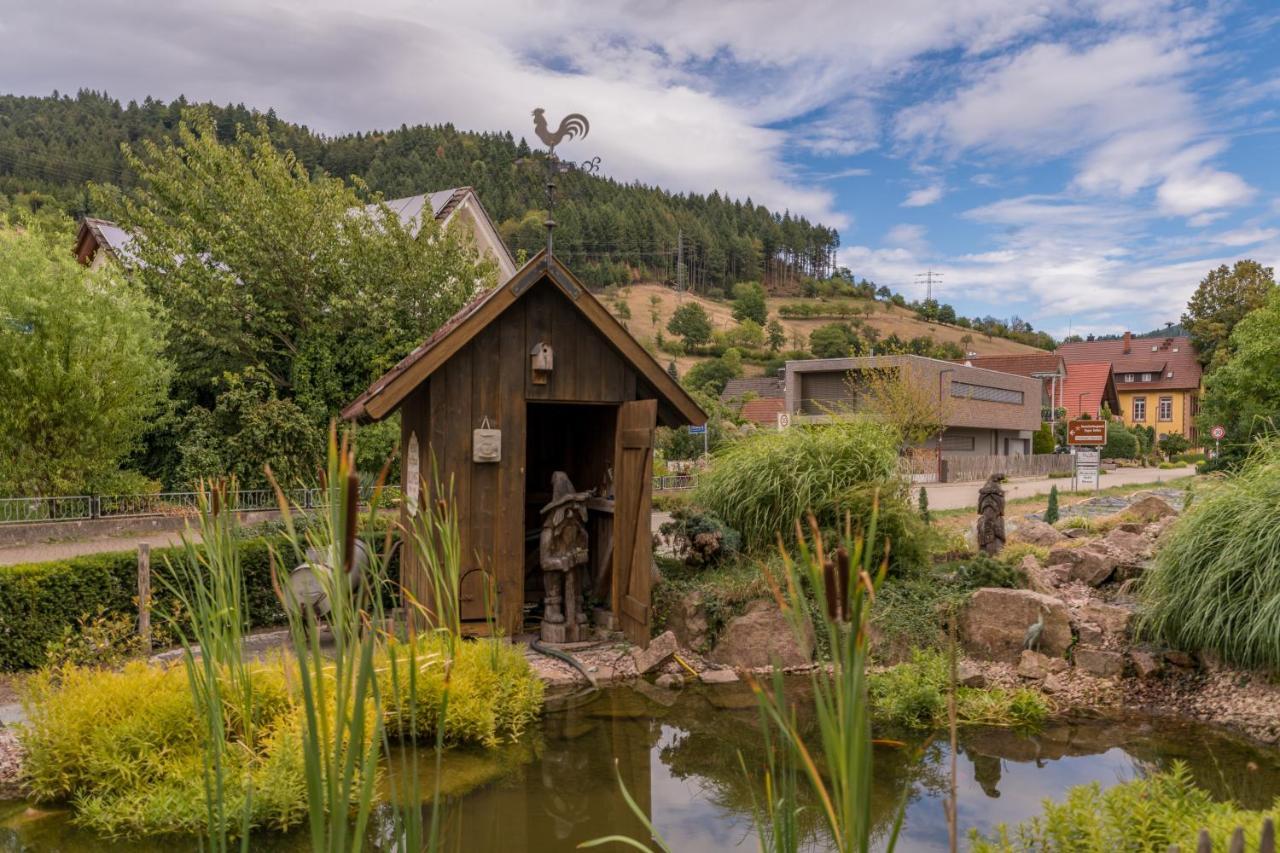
left=4, top=681, right=1280, bottom=851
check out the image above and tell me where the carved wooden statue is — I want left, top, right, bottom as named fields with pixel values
left=976, top=473, right=1007, bottom=556
left=540, top=471, right=591, bottom=643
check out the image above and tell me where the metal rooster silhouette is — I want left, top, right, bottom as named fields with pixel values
left=531, top=108, right=589, bottom=154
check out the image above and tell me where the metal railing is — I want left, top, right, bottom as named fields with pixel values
left=653, top=474, right=697, bottom=492
left=0, top=486, right=379, bottom=525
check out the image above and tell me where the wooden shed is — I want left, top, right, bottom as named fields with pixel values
left=343, top=252, right=705, bottom=645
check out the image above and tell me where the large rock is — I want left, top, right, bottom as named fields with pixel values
left=957, top=659, right=987, bottom=688
left=1048, top=545, right=1114, bottom=586
left=1125, top=495, right=1177, bottom=523
left=1020, top=555, right=1059, bottom=595
left=632, top=630, right=679, bottom=674
left=1101, top=529, right=1152, bottom=562
left=1075, top=647, right=1125, bottom=678
left=1015, top=520, right=1064, bottom=547
left=665, top=591, right=710, bottom=652
left=1017, top=649, right=1068, bottom=680
left=1130, top=650, right=1163, bottom=678
left=710, top=599, right=813, bottom=670
left=960, top=589, right=1072, bottom=663
left=1081, top=601, right=1133, bottom=639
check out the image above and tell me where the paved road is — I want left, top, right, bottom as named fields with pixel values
left=917, top=464, right=1197, bottom=510
left=0, top=529, right=195, bottom=566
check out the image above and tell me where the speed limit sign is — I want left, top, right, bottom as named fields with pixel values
left=1211, top=425, right=1226, bottom=441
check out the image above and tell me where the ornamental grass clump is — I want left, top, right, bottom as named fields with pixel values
left=693, top=417, right=926, bottom=573
left=1138, top=439, right=1280, bottom=669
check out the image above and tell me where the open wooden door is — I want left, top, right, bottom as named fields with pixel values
left=612, top=399, right=657, bottom=648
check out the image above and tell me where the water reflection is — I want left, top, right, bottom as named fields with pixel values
left=4, top=683, right=1280, bottom=852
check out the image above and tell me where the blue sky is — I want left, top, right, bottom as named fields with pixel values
left=4, top=0, right=1278, bottom=338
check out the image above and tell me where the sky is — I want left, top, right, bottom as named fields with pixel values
left=3, top=0, right=1279, bottom=338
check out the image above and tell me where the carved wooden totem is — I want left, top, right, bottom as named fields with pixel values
left=976, top=473, right=1007, bottom=556
left=539, top=471, right=591, bottom=643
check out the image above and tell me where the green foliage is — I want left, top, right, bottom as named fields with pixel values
left=1102, top=420, right=1139, bottom=459
left=1044, top=485, right=1060, bottom=524
left=730, top=282, right=768, bottom=325
left=955, top=554, right=1023, bottom=590
left=667, top=302, right=713, bottom=347
left=693, top=418, right=927, bottom=574
left=651, top=555, right=769, bottom=652
left=0, top=225, right=170, bottom=495
left=1158, top=432, right=1191, bottom=459
left=42, top=606, right=143, bottom=670
left=683, top=348, right=743, bottom=395
left=94, top=109, right=491, bottom=487
left=766, top=318, right=786, bottom=352
left=657, top=507, right=743, bottom=567
left=809, top=322, right=862, bottom=358
left=1182, top=259, right=1277, bottom=370
left=869, top=650, right=1047, bottom=731
left=1139, top=439, right=1280, bottom=669
left=717, top=318, right=765, bottom=349
left=1198, top=286, right=1280, bottom=456
left=917, top=487, right=930, bottom=524
left=0, top=536, right=302, bottom=670
left=970, top=763, right=1280, bottom=852
left=1032, top=423, right=1055, bottom=454
left=381, top=634, right=543, bottom=748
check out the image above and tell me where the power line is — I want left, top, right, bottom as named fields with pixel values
left=915, top=269, right=943, bottom=303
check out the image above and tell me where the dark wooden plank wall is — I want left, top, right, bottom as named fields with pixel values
left=400, top=280, right=645, bottom=635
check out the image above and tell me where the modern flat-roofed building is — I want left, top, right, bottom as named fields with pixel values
left=783, top=355, right=1043, bottom=456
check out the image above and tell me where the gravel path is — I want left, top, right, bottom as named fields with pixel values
left=917, top=464, right=1196, bottom=510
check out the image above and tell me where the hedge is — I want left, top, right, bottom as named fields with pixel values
left=0, top=535, right=401, bottom=671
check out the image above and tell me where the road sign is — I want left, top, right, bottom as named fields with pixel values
left=688, top=424, right=707, bottom=435
left=1211, top=425, right=1226, bottom=441
left=1074, top=447, right=1100, bottom=491
left=776, top=412, right=792, bottom=431
left=1067, top=420, right=1107, bottom=446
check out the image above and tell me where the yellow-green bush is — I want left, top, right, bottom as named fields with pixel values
left=381, top=634, right=544, bottom=747
left=869, top=650, right=1047, bottom=730
left=970, top=763, right=1280, bottom=851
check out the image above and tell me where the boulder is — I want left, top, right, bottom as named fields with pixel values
left=665, top=591, right=710, bottom=652
left=1017, top=649, right=1068, bottom=680
left=1101, top=529, right=1152, bottom=562
left=1163, top=649, right=1198, bottom=669
left=1126, top=495, right=1177, bottom=523
left=632, top=630, right=679, bottom=675
left=1081, top=601, right=1133, bottom=638
left=1016, top=520, right=1064, bottom=547
left=1020, top=555, right=1059, bottom=595
left=1075, top=648, right=1125, bottom=678
left=699, top=668, right=740, bottom=684
left=1130, top=650, right=1163, bottom=678
left=957, top=659, right=987, bottom=688
left=1042, top=672, right=1069, bottom=694
left=1077, top=621, right=1104, bottom=646
left=959, top=589, right=1072, bottom=663
left=655, top=673, right=685, bottom=690
left=1048, top=545, right=1114, bottom=587
left=710, top=599, right=813, bottom=670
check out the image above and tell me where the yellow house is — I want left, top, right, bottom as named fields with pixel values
left=1058, top=332, right=1203, bottom=446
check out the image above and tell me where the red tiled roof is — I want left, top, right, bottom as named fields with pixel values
left=957, top=353, right=1065, bottom=378
left=1061, top=362, right=1118, bottom=419
left=740, top=397, right=784, bottom=425
left=1057, top=336, right=1201, bottom=391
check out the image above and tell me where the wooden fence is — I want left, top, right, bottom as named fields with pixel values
left=1169, top=818, right=1274, bottom=852
left=941, top=452, right=1073, bottom=483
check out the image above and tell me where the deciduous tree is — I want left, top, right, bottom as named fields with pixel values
left=1182, top=260, right=1276, bottom=369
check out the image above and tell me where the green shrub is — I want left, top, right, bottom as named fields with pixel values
left=970, top=763, right=1280, bottom=852
left=1044, top=484, right=1060, bottom=524
left=869, top=649, right=1047, bottom=730
left=0, top=534, right=402, bottom=670
left=694, top=418, right=925, bottom=573
left=42, top=606, right=142, bottom=669
left=381, top=634, right=544, bottom=748
left=955, top=554, right=1023, bottom=590
left=917, top=487, right=930, bottom=524
left=1032, top=423, right=1055, bottom=454
left=657, top=507, right=742, bottom=567
left=1102, top=421, right=1139, bottom=459
left=1139, top=440, right=1280, bottom=669
left=996, top=542, right=1049, bottom=570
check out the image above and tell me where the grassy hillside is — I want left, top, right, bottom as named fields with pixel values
left=611, top=284, right=1045, bottom=376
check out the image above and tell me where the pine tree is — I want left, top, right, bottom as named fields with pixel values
left=1044, top=485, right=1060, bottom=525
left=917, top=487, right=930, bottom=524
left=666, top=361, right=679, bottom=382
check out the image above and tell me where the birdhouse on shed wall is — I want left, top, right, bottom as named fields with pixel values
left=531, top=341, right=553, bottom=384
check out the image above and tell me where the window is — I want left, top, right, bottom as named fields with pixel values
left=1158, top=396, right=1173, bottom=421
left=942, top=435, right=975, bottom=451
left=950, top=381, right=1024, bottom=405
left=1132, top=397, right=1147, bottom=421
left=1124, top=373, right=1135, bottom=382
left=1142, top=373, right=1152, bottom=382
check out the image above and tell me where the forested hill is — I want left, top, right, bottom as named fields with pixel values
left=0, top=89, right=839, bottom=291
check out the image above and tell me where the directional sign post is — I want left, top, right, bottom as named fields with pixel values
left=689, top=423, right=708, bottom=458
left=1074, top=448, right=1100, bottom=492
left=1067, top=420, right=1106, bottom=492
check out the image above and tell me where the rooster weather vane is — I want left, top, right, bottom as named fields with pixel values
left=531, top=107, right=595, bottom=258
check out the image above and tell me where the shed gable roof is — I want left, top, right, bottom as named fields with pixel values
left=342, top=251, right=706, bottom=427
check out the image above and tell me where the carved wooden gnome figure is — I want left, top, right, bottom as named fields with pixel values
left=976, top=473, right=1008, bottom=556
left=539, top=471, right=591, bottom=642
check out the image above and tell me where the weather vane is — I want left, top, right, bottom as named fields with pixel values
left=531, top=107, right=593, bottom=258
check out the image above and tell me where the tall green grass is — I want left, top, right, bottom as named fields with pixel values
left=1138, top=439, right=1280, bottom=669
left=693, top=418, right=926, bottom=573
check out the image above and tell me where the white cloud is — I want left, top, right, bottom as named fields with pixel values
left=1209, top=227, right=1279, bottom=247
left=902, top=184, right=945, bottom=207
left=883, top=223, right=929, bottom=254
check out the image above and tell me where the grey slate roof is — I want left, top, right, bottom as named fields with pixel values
left=720, top=376, right=784, bottom=401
